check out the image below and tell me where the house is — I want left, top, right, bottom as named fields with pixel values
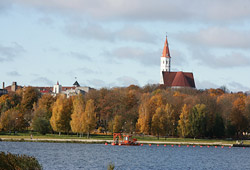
left=0, top=82, right=8, bottom=97
left=160, top=36, right=195, bottom=88
left=3, top=81, right=92, bottom=97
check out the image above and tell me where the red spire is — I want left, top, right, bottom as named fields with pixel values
left=57, top=81, right=59, bottom=85
left=162, top=36, right=171, bottom=58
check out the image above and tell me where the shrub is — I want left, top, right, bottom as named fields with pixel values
left=107, top=162, right=115, bottom=170
left=0, top=152, right=42, bottom=170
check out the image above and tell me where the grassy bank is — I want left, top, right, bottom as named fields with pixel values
left=0, top=132, right=249, bottom=146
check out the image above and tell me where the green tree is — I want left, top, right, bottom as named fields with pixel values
left=189, top=104, right=207, bottom=138
left=32, top=117, right=50, bottom=135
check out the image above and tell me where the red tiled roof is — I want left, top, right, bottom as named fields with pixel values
left=4, top=85, right=23, bottom=92
left=162, top=36, right=171, bottom=58
left=162, top=71, right=195, bottom=88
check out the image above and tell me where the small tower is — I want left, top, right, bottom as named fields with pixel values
left=160, top=36, right=171, bottom=84
left=53, top=81, right=62, bottom=94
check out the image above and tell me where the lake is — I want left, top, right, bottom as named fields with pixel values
left=0, top=142, right=249, bottom=170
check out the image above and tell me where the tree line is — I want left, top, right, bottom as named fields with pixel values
left=0, top=85, right=249, bottom=139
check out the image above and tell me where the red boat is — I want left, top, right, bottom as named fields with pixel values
left=111, top=133, right=140, bottom=146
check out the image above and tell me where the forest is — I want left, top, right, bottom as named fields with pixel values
left=0, top=84, right=249, bottom=139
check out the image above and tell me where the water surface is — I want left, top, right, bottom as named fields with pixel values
left=0, top=142, right=249, bottom=170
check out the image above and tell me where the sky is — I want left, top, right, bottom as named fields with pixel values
left=1, top=0, right=250, bottom=92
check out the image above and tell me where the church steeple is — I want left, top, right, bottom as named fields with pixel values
left=162, top=36, right=171, bottom=58
left=160, top=35, right=171, bottom=84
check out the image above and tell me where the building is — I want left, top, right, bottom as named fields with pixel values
left=160, top=36, right=196, bottom=88
left=3, top=81, right=92, bottom=97
left=4, top=82, right=23, bottom=92
left=0, top=82, right=8, bottom=97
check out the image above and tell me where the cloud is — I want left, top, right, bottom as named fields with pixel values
left=65, top=23, right=114, bottom=41
left=76, top=67, right=99, bottom=74
left=116, top=76, right=139, bottom=87
left=10, top=0, right=250, bottom=23
left=176, top=27, right=250, bottom=49
left=170, top=49, right=188, bottom=67
left=190, top=48, right=250, bottom=68
left=7, top=71, right=21, bottom=77
left=0, top=42, right=25, bottom=62
left=87, top=79, right=107, bottom=88
left=117, top=26, right=156, bottom=43
left=30, top=77, right=54, bottom=86
left=228, top=81, right=249, bottom=92
left=38, top=16, right=54, bottom=26
left=65, top=22, right=156, bottom=43
left=69, top=51, right=92, bottom=61
left=103, top=46, right=160, bottom=66
left=0, top=1, right=12, bottom=14
left=195, top=80, right=219, bottom=90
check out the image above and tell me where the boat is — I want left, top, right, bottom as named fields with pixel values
left=111, top=133, right=140, bottom=146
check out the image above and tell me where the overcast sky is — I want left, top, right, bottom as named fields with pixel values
left=1, top=0, right=250, bottom=92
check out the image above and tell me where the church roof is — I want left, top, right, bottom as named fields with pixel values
left=162, top=36, right=171, bottom=58
left=73, top=81, right=80, bottom=87
left=162, top=71, right=195, bottom=88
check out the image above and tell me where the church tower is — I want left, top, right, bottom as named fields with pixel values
left=160, top=36, right=171, bottom=84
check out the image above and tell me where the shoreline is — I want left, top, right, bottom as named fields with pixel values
left=1, top=137, right=249, bottom=147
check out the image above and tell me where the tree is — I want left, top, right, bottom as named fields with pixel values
left=136, top=94, right=150, bottom=134
left=81, top=99, right=96, bottom=138
left=230, top=97, right=248, bottom=138
left=111, top=115, right=123, bottom=133
left=189, top=104, right=207, bottom=138
left=163, top=103, right=176, bottom=136
left=36, top=93, right=55, bottom=120
left=50, top=95, right=72, bottom=135
left=70, top=94, right=85, bottom=135
left=178, top=104, right=190, bottom=137
left=0, top=109, right=18, bottom=132
left=21, top=87, right=41, bottom=112
left=151, top=106, right=164, bottom=139
left=32, top=117, right=50, bottom=135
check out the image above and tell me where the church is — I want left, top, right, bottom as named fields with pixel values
left=160, top=36, right=196, bottom=88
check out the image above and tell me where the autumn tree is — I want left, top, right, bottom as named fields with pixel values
left=70, top=94, right=85, bottom=135
left=230, top=96, right=248, bottom=138
left=123, top=89, right=139, bottom=133
left=163, top=103, right=176, bottom=136
left=81, top=99, right=96, bottom=138
left=147, top=94, right=163, bottom=133
left=178, top=104, right=190, bottom=137
left=50, top=95, right=72, bottom=135
left=21, top=87, right=41, bottom=112
left=0, top=93, right=22, bottom=113
left=32, top=94, right=55, bottom=134
left=0, top=109, right=19, bottom=132
left=151, top=106, right=165, bottom=139
left=109, top=115, right=123, bottom=133
left=136, top=94, right=150, bottom=134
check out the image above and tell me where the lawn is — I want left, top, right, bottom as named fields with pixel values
left=0, top=131, right=249, bottom=145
